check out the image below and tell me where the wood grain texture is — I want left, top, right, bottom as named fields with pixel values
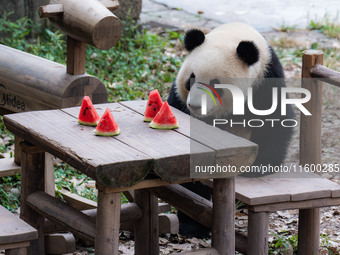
left=149, top=184, right=213, bottom=228
left=5, top=247, right=27, bottom=255
left=66, top=37, right=86, bottom=75
left=0, top=206, right=37, bottom=244
left=235, top=171, right=340, bottom=205
left=0, top=242, right=29, bottom=251
left=247, top=211, right=269, bottom=255
left=298, top=208, right=320, bottom=255
left=300, top=50, right=323, bottom=166
left=95, top=191, right=121, bottom=255
left=0, top=158, right=20, bottom=177
left=212, top=178, right=235, bottom=254
left=20, top=143, right=45, bottom=255
left=100, top=0, right=120, bottom=11
left=49, top=0, right=122, bottom=49
left=38, top=4, right=63, bottom=18
left=27, top=191, right=95, bottom=242
left=0, top=45, right=107, bottom=113
left=310, top=64, right=340, bottom=88
left=134, top=189, right=159, bottom=255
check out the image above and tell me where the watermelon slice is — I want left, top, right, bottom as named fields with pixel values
left=93, top=108, right=120, bottom=136
left=144, top=89, right=163, bottom=122
left=78, top=96, right=100, bottom=126
left=149, top=102, right=179, bottom=129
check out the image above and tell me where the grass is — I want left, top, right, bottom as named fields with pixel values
left=0, top=12, right=184, bottom=211
left=308, top=13, right=340, bottom=39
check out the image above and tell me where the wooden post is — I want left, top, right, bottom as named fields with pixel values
left=95, top=191, right=121, bottom=255
left=299, top=50, right=323, bottom=255
left=247, top=210, right=269, bottom=255
left=66, top=36, right=86, bottom=75
left=211, top=178, right=235, bottom=254
left=20, top=142, right=45, bottom=255
left=14, top=136, right=23, bottom=165
left=134, top=189, right=159, bottom=255
left=44, top=152, right=55, bottom=196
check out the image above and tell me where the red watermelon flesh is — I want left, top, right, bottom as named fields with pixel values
left=93, top=108, right=120, bottom=136
left=149, top=101, right=179, bottom=129
left=78, top=96, right=100, bottom=126
left=144, top=89, right=163, bottom=122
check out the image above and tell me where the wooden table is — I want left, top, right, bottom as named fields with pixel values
left=4, top=100, right=257, bottom=255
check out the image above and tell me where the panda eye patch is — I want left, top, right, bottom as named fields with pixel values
left=185, top=73, right=195, bottom=91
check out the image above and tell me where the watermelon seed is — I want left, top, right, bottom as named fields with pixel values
left=149, top=103, right=152, bottom=106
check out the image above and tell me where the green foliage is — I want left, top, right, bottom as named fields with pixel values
left=269, top=231, right=298, bottom=254
left=308, top=13, right=340, bottom=38
left=274, top=23, right=298, bottom=33
left=0, top=174, right=21, bottom=212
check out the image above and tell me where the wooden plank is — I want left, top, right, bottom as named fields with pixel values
left=235, top=172, right=340, bottom=205
left=44, top=152, right=55, bottom=196
left=251, top=197, right=340, bottom=212
left=95, top=191, right=121, bottom=255
left=45, top=233, right=75, bottom=255
left=0, top=158, right=20, bottom=177
left=14, top=136, right=23, bottom=165
left=63, top=103, right=215, bottom=182
left=59, top=189, right=97, bottom=210
left=121, top=100, right=257, bottom=165
left=4, top=110, right=152, bottom=188
left=66, top=36, right=86, bottom=75
left=100, top=0, right=120, bottom=11
left=20, top=143, right=45, bottom=254
left=298, top=208, right=320, bottom=255
left=247, top=211, right=269, bottom=255
left=134, top=189, right=159, bottom=255
left=27, top=191, right=95, bottom=242
left=0, top=206, right=37, bottom=244
left=38, top=4, right=64, bottom=18
left=212, top=178, right=235, bottom=254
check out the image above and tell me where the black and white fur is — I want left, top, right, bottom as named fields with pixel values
left=168, top=23, right=295, bottom=237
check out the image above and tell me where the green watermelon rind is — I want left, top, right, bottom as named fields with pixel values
left=78, top=119, right=98, bottom=126
left=143, top=117, right=153, bottom=122
left=149, top=121, right=179, bottom=130
left=93, top=128, right=121, bottom=136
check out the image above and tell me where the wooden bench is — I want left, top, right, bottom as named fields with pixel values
left=234, top=50, right=340, bottom=254
left=0, top=205, right=38, bottom=255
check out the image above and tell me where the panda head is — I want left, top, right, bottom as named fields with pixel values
left=175, top=23, right=271, bottom=117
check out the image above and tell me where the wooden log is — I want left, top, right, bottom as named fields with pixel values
left=299, top=50, right=323, bottom=254
left=149, top=184, right=213, bottom=228
left=45, top=233, right=75, bottom=255
left=60, top=189, right=97, bottom=210
left=47, top=0, right=122, bottom=49
left=310, top=64, right=340, bottom=88
left=0, top=45, right=107, bottom=113
left=66, top=37, right=86, bottom=75
left=20, top=142, right=46, bottom=255
left=26, top=191, right=96, bottom=242
left=95, top=191, right=121, bottom=255
left=298, top=208, right=320, bottom=255
left=212, top=178, right=235, bottom=255
left=38, top=4, right=63, bottom=18
left=247, top=210, right=269, bottom=255
left=300, top=50, right=323, bottom=166
left=134, top=189, right=159, bottom=255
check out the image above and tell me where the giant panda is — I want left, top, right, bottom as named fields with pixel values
left=167, top=23, right=295, bottom=238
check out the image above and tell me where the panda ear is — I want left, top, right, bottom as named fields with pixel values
left=236, top=41, right=259, bottom=66
left=184, top=29, right=205, bottom=51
